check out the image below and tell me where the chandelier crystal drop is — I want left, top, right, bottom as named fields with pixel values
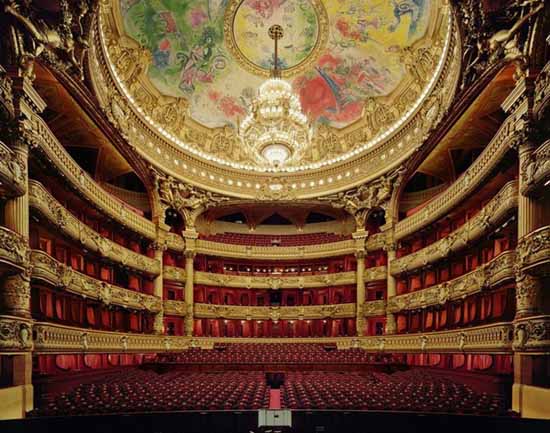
left=239, top=25, right=312, bottom=168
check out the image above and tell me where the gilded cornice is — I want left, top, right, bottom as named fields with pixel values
left=0, top=139, right=26, bottom=198
left=391, top=181, right=518, bottom=275
left=89, top=5, right=459, bottom=198
left=520, top=139, right=550, bottom=196
left=29, top=181, right=160, bottom=275
left=361, top=300, right=387, bottom=318
left=365, top=233, right=386, bottom=252
left=163, top=300, right=188, bottom=317
left=387, top=251, right=516, bottom=313
left=517, top=226, right=550, bottom=276
left=31, top=250, right=162, bottom=313
left=0, top=226, right=29, bottom=271
left=28, top=320, right=516, bottom=354
left=194, top=303, right=355, bottom=321
left=26, top=110, right=157, bottom=240
left=395, top=112, right=523, bottom=240
left=195, top=239, right=356, bottom=260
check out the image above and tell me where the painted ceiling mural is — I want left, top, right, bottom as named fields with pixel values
left=120, top=0, right=432, bottom=129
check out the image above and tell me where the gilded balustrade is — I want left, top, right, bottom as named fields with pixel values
left=31, top=250, right=162, bottom=313
left=395, top=113, right=522, bottom=240
left=194, top=303, right=356, bottom=321
left=361, top=300, right=387, bottom=318
left=24, top=319, right=518, bottom=354
left=163, top=267, right=387, bottom=288
left=27, top=111, right=157, bottom=240
left=516, top=226, right=550, bottom=275
left=163, top=300, right=188, bottom=317
left=29, top=181, right=160, bottom=275
left=194, top=239, right=356, bottom=260
left=391, top=181, right=518, bottom=275
left=387, top=251, right=516, bottom=314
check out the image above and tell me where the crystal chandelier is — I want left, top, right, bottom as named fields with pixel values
left=239, top=25, right=312, bottom=168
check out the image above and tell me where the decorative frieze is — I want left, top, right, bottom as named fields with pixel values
left=361, top=300, right=386, bottom=318
left=29, top=181, right=160, bottom=275
left=195, top=238, right=356, bottom=260
left=513, top=315, right=550, bottom=352
left=194, top=303, right=356, bottom=321
left=391, top=181, right=518, bottom=275
left=27, top=111, right=156, bottom=239
left=31, top=250, right=162, bottom=313
left=163, top=300, right=187, bottom=317
left=0, top=226, right=29, bottom=269
left=516, top=225, right=550, bottom=276
left=0, top=140, right=26, bottom=197
left=520, top=140, right=550, bottom=196
left=358, top=321, right=513, bottom=353
left=30, top=321, right=514, bottom=353
left=387, top=251, right=516, bottom=313
left=534, top=61, right=550, bottom=119
left=0, top=316, right=33, bottom=352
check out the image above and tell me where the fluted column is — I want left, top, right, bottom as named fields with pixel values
left=184, top=250, right=196, bottom=336
left=152, top=242, right=165, bottom=334
left=385, top=245, right=397, bottom=334
left=1, top=131, right=31, bottom=319
left=355, top=250, right=365, bottom=336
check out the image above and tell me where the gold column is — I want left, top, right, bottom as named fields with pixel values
left=515, top=142, right=544, bottom=319
left=152, top=242, right=165, bottom=334
left=184, top=249, right=196, bottom=336
left=385, top=245, right=397, bottom=334
left=355, top=250, right=365, bottom=336
left=1, top=135, right=31, bottom=319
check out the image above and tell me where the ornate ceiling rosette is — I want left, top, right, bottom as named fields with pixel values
left=90, top=0, right=460, bottom=198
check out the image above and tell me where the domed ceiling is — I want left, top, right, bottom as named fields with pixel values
left=119, top=0, right=433, bottom=130
left=94, top=0, right=456, bottom=187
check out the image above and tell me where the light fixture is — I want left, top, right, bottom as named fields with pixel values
left=238, top=24, right=311, bottom=168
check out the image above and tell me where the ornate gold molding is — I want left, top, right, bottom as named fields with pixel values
left=0, top=315, right=33, bottom=352
left=163, top=300, right=188, bottom=317
left=395, top=113, right=524, bottom=240
left=392, top=180, right=518, bottom=275
left=516, top=226, right=550, bottom=276
left=0, top=140, right=26, bottom=198
left=534, top=60, right=550, bottom=119
left=0, top=226, right=29, bottom=270
left=520, top=140, right=550, bottom=196
left=513, top=315, right=550, bottom=352
left=31, top=250, right=162, bottom=313
left=361, top=300, right=386, bottom=318
left=195, top=238, right=356, bottom=260
left=387, top=251, right=516, bottom=313
left=29, top=181, right=160, bottom=275
left=30, top=320, right=514, bottom=353
left=194, top=303, right=355, bottom=321
left=27, top=111, right=157, bottom=240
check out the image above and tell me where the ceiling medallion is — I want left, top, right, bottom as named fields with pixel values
left=239, top=25, right=312, bottom=167
left=224, top=0, right=329, bottom=78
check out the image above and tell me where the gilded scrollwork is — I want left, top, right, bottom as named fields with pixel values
left=28, top=181, right=160, bottom=275
left=391, top=181, right=518, bottom=275
left=194, top=303, right=355, bottom=321
left=513, top=315, right=550, bottom=351
left=0, top=316, right=33, bottom=351
left=387, top=252, right=515, bottom=313
left=31, top=250, right=162, bottom=313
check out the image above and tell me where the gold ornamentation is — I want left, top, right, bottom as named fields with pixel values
left=0, top=316, right=33, bottom=351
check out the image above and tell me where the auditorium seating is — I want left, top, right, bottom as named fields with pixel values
left=34, top=370, right=269, bottom=416
left=155, top=343, right=390, bottom=365
left=200, top=232, right=351, bottom=247
left=281, top=370, right=506, bottom=414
